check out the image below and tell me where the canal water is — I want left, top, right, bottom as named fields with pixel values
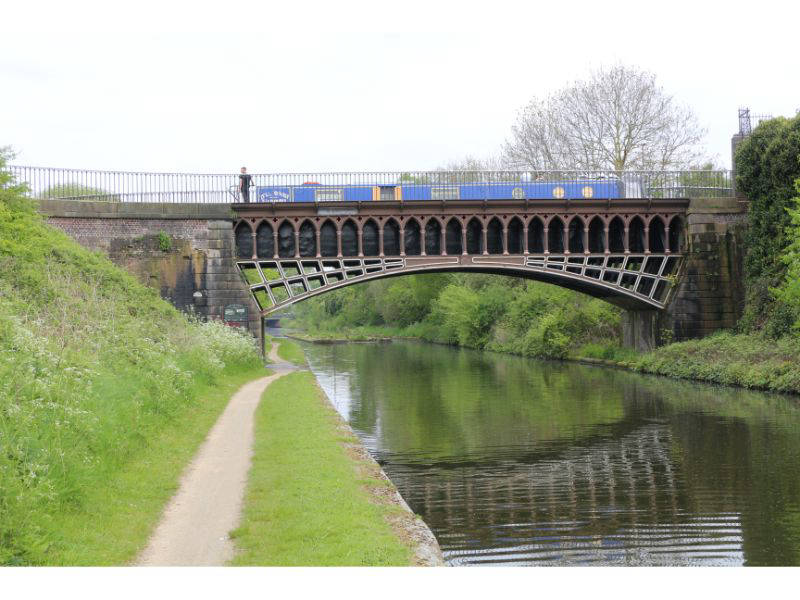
left=302, top=340, right=800, bottom=566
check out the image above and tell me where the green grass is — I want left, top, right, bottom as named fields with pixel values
left=231, top=371, right=413, bottom=566
left=575, top=342, right=639, bottom=363
left=0, top=156, right=266, bottom=564
left=632, top=331, right=800, bottom=394
left=47, top=365, right=267, bottom=565
left=276, top=338, right=307, bottom=365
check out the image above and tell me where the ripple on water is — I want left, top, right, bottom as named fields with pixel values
left=302, top=340, right=800, bottom=566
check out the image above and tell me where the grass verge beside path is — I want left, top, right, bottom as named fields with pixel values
left=48, top=365, right=268, bottom=565
left=276, top=337, right=307, bottom=366
left=231, top=370, right=413, bottom=566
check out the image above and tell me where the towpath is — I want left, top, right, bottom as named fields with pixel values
left=136, top=341, right=295, bottom=566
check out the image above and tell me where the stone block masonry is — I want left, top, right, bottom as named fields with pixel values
left=39, top=201, right=262, bottom=346
left=623, top=197, right=748, bottom=351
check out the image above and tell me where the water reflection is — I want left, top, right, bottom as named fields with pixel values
left=304, top=341, right=800, bottom=566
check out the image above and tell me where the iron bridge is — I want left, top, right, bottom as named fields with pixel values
left=232, top=198, right=687, bottom=314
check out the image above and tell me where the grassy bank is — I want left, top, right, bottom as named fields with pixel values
left=631, top=332, right=800, bottom=394
left=275, top=337, right=306, bottom=366
left=231, top=368, right=415, bottom=566
left=0, top=157, right=265, bottom=564
left=50, top=365, right=265, bottom=565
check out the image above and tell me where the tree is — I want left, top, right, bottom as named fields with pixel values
left=41, top=183, right=118, bottom=201
left=773, top=180, right=800, bottom=331
left=735, top=113, right=800, bottom=335
left=503, top=64, right=707, bottom=171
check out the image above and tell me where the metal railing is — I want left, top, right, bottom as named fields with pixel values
left=7, top=165, right=733, bottom=204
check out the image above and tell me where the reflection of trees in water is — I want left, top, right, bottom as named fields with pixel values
left=303, top=341, right=800, bottom=566
left=336, top=342, right=629, bottom=459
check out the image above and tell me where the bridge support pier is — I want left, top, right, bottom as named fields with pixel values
left=621, top=197, right=748, bottom=351
left=622, top=310, right=659, bottom=352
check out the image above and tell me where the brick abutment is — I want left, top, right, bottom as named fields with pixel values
left=40, top=201, right=262, bottom=346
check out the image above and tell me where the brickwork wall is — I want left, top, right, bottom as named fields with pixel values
left=40, top=202, right=262, bottom=345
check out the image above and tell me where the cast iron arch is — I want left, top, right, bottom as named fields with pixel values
left=486, top=217, right=504, bottom=255
left=609, top=217, right=625, bottom=253
left=649, top=216, right=666, bottom=253
left=383, top=219, right=400, bottom=256
left=425, top=218, right=442, bottom=256
left=320, top=220, right=337, bottom=257
left=235, top=221, right=254, bottom=259
left=588, top=217, right=605, bottom=253
left=528, top=217, right=545, bottom=253
left=404, top=219, right=422, bottom=256
left=629, top=216, right=645, bottom=254
left=256, top=221, right=274, bottom=258
left=298, top=220, right=316, bottom=257
left=568, top=217, right=585, bottom=254
left=363, top=219, right=380, bottom=256
left=445, top=218, right=463, bottom=255
left=341, top=219, right=358, bottom=257
left=507, top=217, right=524, bottom=254
left=466, top=217, right=483, bottom=255
left=548, top=218, right=565, bottom=253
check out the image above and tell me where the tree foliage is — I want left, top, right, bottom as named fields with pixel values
left=503, top=64, right=707, bottom=171
left=773, top=180, right=800, bottom=331
left=293, top=273, right=621, bottom=359
left=735, top=113, right=800, bottom=335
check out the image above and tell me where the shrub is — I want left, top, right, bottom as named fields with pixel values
left=735, top=113, right=800, bottom=333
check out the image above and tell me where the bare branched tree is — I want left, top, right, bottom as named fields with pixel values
left=503, top=64, right=708, bottom=171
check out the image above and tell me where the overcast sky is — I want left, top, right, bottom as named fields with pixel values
left=2, top=0, right=798, bottom=173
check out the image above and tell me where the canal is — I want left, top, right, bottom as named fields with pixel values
left=302, top=340, right=800, bottom=566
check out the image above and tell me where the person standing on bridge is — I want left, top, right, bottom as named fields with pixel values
left=238, top=167, right=253, bottom=203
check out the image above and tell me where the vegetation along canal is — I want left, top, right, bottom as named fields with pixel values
left=302, top=340, right=800, bottom=566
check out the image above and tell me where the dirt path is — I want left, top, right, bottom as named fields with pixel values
left=136, top=340, right=295, bottom=566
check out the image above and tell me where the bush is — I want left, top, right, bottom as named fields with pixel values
left=735, top=113, right=800, bottom=333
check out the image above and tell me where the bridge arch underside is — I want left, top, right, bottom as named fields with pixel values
left=237, top=253, right=682, bottom=314
left=233, top=200, right=687, bottom=314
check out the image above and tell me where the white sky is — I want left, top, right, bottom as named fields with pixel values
left=2, top=0, right=798, bottom=173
